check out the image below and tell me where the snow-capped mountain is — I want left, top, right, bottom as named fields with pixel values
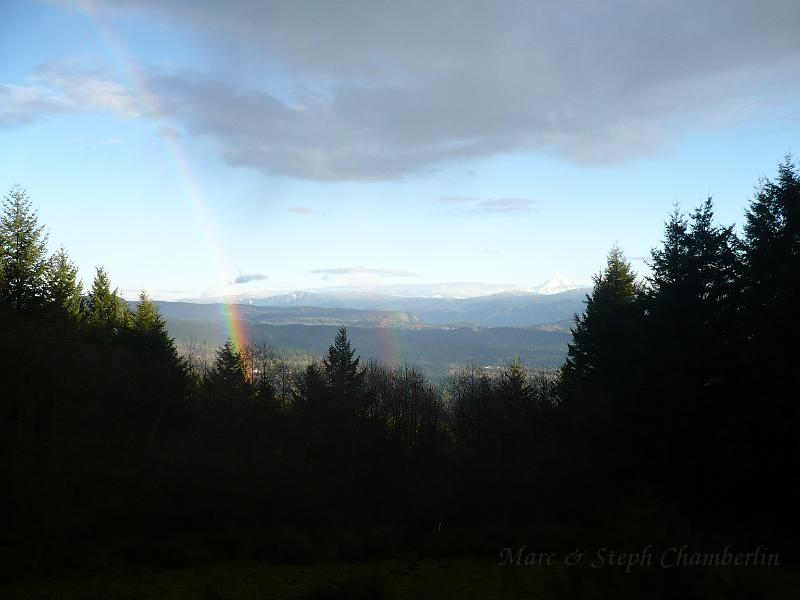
left=531, top=274, right=581, bottom=295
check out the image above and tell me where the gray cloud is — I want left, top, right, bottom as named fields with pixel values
left=310, top=266, right=420, bottom=277
left=157, top=124, right=182, bottom=139
left=232, top=273, right=268, bottom=284
left=440, top=196, right=540, bottom=214
left=26, top=2, right=800, bottom=179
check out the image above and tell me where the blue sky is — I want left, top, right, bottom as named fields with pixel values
left=1, top=1, right=798, bottom=299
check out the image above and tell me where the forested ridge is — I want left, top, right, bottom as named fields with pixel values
left=1, top=159, right=798, bottom=580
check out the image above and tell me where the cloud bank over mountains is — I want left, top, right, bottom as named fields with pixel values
left=310, top=266, right=421, bottom=278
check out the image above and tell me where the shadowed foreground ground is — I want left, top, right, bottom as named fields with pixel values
left=3, top=558, right=798, bottom=599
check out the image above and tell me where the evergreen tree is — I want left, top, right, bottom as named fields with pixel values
left=255, top=372, right=277, bottom=409
left=132, top=292, right=163, bottom=343
left=45, top=247, right=83, bottom=319
left=203, top=339, right=250, bottom=411
left=687, top=198, right=742, bottom=330
left=742, top=157, right=800, bottom=341
left=324, top=327, right=365, bottom=410
left=447, top=366, right=495, bottom=451
left=650, top=198, right=741, bottom=315
left=293, top=362, right=328, bottom=414
left=85, top=267, right=130, bottom=334
left=648, top=205, right=691, bottom=297
left=0, top=186, right=49, bottom=313
left=496, top=358, right=533, bottom=452
left=498, top=358, right=531, bottom=414
left=640, top=198, right=743, bottom=507
left=739, top=158, right=800, bottom=519
left=643, top=206, right=694, bottom=396
left=559, top=244, right=641, bottom=486
left=130, top=292, right=183, bottom=364
left=645, top=199, right=742, bottom=390
left=562, top=244, right=638, bottom=392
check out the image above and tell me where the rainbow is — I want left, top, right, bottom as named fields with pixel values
left=376, top=322, right=403, bottom=368
left=81, top=5, right=249, bottom=350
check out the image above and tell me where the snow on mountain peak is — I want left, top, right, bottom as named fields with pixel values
left=534, top=274, right=580, bottom=295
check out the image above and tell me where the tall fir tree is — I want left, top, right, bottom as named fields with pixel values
left=645, top=198, right=742, bottom=391
left=497, top=358, right=533, bottom=453
left=639, top=198, right=744, bottom=507
left=130, top=292, right=184, bottom=367
left=742, top=157, right=800, bottom=346
left=686, top=198, right=742, bottom=335
left=203, top=339, right=250, bottom=411
left=128, top=292, right=190, bottom=424
left=0, top=186, right=49, bottom=313
left=738, top=158, right=800, bottom=517
left=644, top=205, right=693, bottom=393
left=559, top=244, right=642, bottom=485
left=648, top=205, right=690, bottom=295
left=498, top=358, right=531, bottom=415
left=132, top=291, right=160, bottom=332
left=562, top=244, right=638, bottom=393
left=45, top=247, right=83, bottom=320
left=85, top=267, right=130, bottom=333
left=324, top=327, right=365, bottom=410
left=293, top=362, right=328, bottom=414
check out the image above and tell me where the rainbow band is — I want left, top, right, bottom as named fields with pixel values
left=81, top=4, right=249, bottom=351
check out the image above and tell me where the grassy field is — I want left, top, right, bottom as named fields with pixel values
left=2, top=557, right=798, bottom=599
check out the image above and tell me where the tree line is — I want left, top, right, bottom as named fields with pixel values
left=0, top=158, right=797, bottom=576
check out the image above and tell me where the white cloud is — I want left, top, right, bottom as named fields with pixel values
left=0, top=83, right=69, bottom=126
left=0, top=60, right=139, bottom=127
left=439, top=196, right=540, bottom=215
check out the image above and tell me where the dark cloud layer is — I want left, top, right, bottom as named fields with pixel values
left=18, top=2, right=800, bottom=180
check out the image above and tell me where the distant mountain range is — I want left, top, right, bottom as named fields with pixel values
left=151, top=302, right=422, bottom=328
left=159, top=275, right=586, bottom=327
left=144, top=279, right=588, bottom=374
left=151, top=285, right=588, bottom=329
left=248, top=287, right=587, bottom=328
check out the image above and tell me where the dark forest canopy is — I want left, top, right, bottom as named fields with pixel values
left=1, top=158, right=799, bottom=588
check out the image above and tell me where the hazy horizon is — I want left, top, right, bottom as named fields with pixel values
left=119, top=273, right=587, bottom=303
